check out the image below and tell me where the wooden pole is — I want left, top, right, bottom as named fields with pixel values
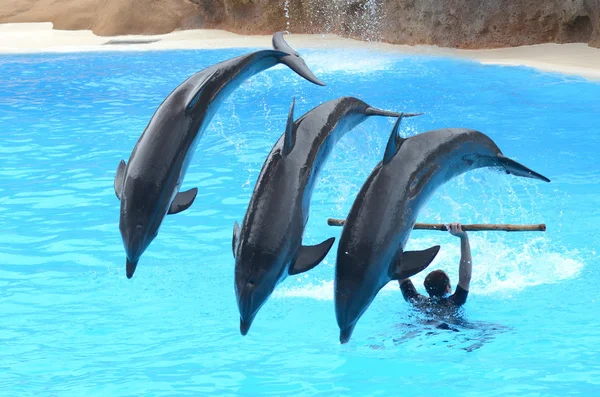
left=327, top=218, right=546, bottom=232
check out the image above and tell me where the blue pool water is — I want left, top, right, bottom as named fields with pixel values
left=1, top=47, right=599, bottom=396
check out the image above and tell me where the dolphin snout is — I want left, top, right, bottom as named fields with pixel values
left=238, top=281, right=258, bottom=336
left=240, top=317, right=254, bottom=336
left=126, top=258, right=138, bottom=279
left=121, top=223, right=147, bottom=279
left=339, top=323, right=356, bottom=344
left=336, top=304, right=357, bottom=344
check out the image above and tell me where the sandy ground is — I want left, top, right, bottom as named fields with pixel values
left=1, top=23, right=599, bottom=81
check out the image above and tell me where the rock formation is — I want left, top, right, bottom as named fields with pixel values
left=0, top=0, right=200, bottom=36
left=0, top=0, right=598, bottom=49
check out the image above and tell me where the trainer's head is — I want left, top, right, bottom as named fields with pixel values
left=424, top=270, right=451, bottom=298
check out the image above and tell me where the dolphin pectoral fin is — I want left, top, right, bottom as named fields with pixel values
left=290, top=237, right=336, bottom=275
left=382, top=116, right=406, bottom=165
left=233, top=221, right=240, bottom=258
left=186, top=87, right=205, bottom=112
left=272, top=32, right=326, bottom=86
left=185, top=70, right=217, bottom=113
left=114, top=160, right=126, bottom=199
left=167, top=188, right=198, bottom=215
left=392, top=245, right=441, bottom=280
left=496, top=155, right=551, bottom=182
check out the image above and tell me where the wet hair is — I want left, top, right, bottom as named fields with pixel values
left=424, top=270, right=450, bottom=298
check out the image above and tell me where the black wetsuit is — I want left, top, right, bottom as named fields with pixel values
left=400, top=279, right=468, bottom=308
left=400, top=279, right=469, bottom=331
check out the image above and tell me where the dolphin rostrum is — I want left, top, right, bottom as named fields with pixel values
left=335, top=118, right=550, bottom=343
left=233, top=97, right=423, bottom=335
left=114, top=32, right=325, bottom=278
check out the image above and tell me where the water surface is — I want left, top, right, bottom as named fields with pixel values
left=1, top=48, right=599, bottom=396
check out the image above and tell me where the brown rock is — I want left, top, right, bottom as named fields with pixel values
left=0, top=0, right=202, bottom=36
left=90, top=0, right=200, bottom=36
left=0, top=0, right=599, bottom=48
left=193, top=0, right=600, bottom=49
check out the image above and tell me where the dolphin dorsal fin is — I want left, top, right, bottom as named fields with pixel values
left=283, top=98, right=296, bottom=156
left=382, top=115, right=405, bottom=165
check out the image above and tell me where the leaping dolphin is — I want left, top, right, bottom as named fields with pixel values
left=113, top=32, right=325, bottom=279
left=335, top=118, right=550, bottom=343
left=233, top=97, right=423, bottom=335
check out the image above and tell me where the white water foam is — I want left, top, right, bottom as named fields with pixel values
left=273, top=235, right=584, bottom=302
left=302, top=51, right=396, bottom=74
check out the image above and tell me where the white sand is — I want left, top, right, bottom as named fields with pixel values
left=1, top=22, right=599, bottom=81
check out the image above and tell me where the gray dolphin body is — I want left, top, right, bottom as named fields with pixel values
left=114, top=32, right=325, bottom=279
left=335, top=120, right=550, bottom=343
left=232, top=97, right=422, bottom=335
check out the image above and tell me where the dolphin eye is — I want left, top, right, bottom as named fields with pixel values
left=247, top=280, right=255, bottom=287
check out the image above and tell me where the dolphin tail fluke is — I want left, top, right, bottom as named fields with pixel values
left=272, top=32, right=326, bottom=86
left=495, top=155, right=551, bottom=183
left=392, top=245, right=441, bottom=280
left=168, top=188, right=198, bottom=215
left=126, top=258, right=138, bottom=279
left=365, top=107, right=423, bottom=118
left=114, top=160, right=126, bottom=199
left=272, top=31, right=299, bottom=55
left=289, top=237, right=336, bottom=275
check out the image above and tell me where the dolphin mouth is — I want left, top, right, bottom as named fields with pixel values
left=339, top=323, right=356, bottom=344
left=126, top=258, right=138, bottom=279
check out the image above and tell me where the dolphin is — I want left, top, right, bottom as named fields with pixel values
left=113, top=32, right=325, bottom=279
left=232, top=97, right=423, bottom=335
left=335, top=118, right=550, bottom=343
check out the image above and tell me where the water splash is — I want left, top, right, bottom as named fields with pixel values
left=284, top=0, right=291, bottom=31
left=273, top=234, right=585, bottom=301
left=289, top=0, right=384, bottom=42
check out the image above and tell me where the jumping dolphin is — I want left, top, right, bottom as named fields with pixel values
left=335, top=118, right=550, bottom=343
left=113, top=32, right=325, bottom=279
left=232, top=97, right=423, bottom=335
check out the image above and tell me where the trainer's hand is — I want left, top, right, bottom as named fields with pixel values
left=448, top=222, right=468, bottom=239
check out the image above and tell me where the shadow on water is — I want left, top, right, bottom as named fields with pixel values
left=368, top=307, right=512, bottom=353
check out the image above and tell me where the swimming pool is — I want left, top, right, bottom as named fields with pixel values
left=1, top=47, right=599, bottom=396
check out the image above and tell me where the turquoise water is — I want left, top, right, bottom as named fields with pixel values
left=1, top=48, right=599, bottom=396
